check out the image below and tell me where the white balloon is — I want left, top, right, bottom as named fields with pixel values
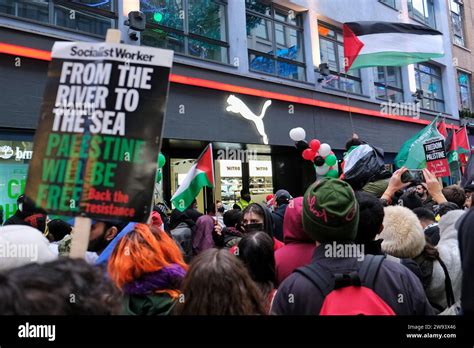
left=319, top=143, right=332, bottom=157
left=316, top=165, right=330, bottom=176
left=289, top=127, right=306, bottom=142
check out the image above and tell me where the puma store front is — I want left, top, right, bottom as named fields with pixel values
left=159, top=65, right=438, bottom=209
left=0, top=30, right=443, bottom=213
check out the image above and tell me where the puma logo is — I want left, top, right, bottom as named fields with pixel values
left=226, top=95, right=271, bottom=145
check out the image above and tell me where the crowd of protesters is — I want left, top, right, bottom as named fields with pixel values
left=0, top=137, right=473, bottom=316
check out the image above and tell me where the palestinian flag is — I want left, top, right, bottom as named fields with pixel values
left=437, top=120, right=448, bottom=139
left=456, top=127, right=471, bottom=164
left=343, top=22, right=444, bottom=72
left=446, top=129, right=459, bottom=164
left=171, top=144, right=214, bottom=212
left=395, top=117, right=442, bottom=169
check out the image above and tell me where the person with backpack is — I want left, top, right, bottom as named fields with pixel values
left=169, top=209, right=196, bottom=263
left=271, top=178, right=434, bottom=315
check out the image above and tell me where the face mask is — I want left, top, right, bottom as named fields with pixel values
left=243, top=223, right=264, bottom=233
left=217, top=207, right=225, bottom=213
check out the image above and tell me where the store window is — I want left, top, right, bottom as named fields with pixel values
left=0, top=139, right=33, bottom=224
left=408, top=0, right=436, bottom=28
left=458, top=71, right=472, bottom=110
left=379, top=0, right=397, bottom=9
left=217, top=159, right=243, bottom=209
left=318, top=22, right=362, bottom=94
left=450, top=0, right=465, bottom=47
left=248, top=156, right=273, bottom=204
left=0, top=0, right=116, bottom=37
left=216, top=153, right=273, bottom=209
left=374, top=66, right=404, bottom=102
left=414, top=63, right=445, bottom=112
left=246, top=0, right=306, bottom=81
left=140, top=0, right=229, bottom=64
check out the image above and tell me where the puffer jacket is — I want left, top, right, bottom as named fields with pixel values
left=426, top=210, right=464, bottom=310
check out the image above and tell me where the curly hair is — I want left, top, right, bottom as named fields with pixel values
left=175, top=248, right=266, bottom=315
left=108, top=223, right=187, bottom=299
left=0, top=258, right=121, bottom=315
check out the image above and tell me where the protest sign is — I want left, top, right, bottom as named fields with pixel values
left=25, top=38, right=173, bottom=223
left=423, top=138, right=450, bottom=177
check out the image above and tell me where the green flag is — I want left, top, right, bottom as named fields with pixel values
left=395, top=117, right=443, bottom=169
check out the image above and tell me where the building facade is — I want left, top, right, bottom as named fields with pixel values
left=445, top=0, right=474, bottom=144
left=0, top=0, right=464, bottom=215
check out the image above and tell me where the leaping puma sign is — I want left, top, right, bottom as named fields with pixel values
left=226, top=95, right=271, bottom=145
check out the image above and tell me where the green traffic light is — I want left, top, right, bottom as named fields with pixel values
left=153, top=12, right=163, bottom=23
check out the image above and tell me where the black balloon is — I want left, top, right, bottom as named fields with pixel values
left=295, top=140, right=309, bottom=151
left=313, top=156, right=325, bottom=166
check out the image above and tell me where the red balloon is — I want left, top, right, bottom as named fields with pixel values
left=302, top=148, right=316, bottom=161
left=309, top=139, right=321, bottom=152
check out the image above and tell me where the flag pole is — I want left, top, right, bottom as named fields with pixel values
left=343, top=70, right=355, bottom=136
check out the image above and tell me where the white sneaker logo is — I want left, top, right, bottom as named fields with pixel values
left=226, top=95, right=271, bottom=145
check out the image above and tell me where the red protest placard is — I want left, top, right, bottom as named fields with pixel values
left=424, top=138, right=450, bottom=177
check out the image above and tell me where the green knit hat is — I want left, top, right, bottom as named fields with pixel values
left=302, top=178, right=359, bottom=242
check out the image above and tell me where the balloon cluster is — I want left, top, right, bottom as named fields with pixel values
left=289, top=127, right=339, bottom=179
left=156, top=152, right=166, bottom=183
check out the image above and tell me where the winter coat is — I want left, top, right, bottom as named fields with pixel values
left=458, top=208, right=474, bottom=315
left=363, top=239, right=423, bottom=283
left=422, top=196, right=436, bottom=211
left=192, top=215, right=215, bottom=256
left=123, top=293, right=176, bottom=315
left=426, top=210, right=463, bottom=310
left=272, top=204, right=288, bottom=242
left=274, top=197, right=316, bottom=285
left=121, top=264, right=185, bottom=315
left=171, top=222, right=193, bottom=263
left=271, top=244, right=434, bottom=315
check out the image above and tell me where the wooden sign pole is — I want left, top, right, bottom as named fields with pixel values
left=69, top=29, right=122, bottom=258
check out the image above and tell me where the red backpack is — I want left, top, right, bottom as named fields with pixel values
left=294, top=255, right=395, bottom=315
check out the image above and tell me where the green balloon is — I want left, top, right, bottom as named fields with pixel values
left=158, top=153, right=166, bottom=168
left=325, top=154, right=337, bottom=167
left=156, top=170, right=162, bottom=183
left=326, top=169, right=339, bottom=178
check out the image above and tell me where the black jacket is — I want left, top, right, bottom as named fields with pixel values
left=272, top=204, right=288, bottom=242
left=458, top=209, right=474, bottom=315
left=271, top=243, right=435, bottom=315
